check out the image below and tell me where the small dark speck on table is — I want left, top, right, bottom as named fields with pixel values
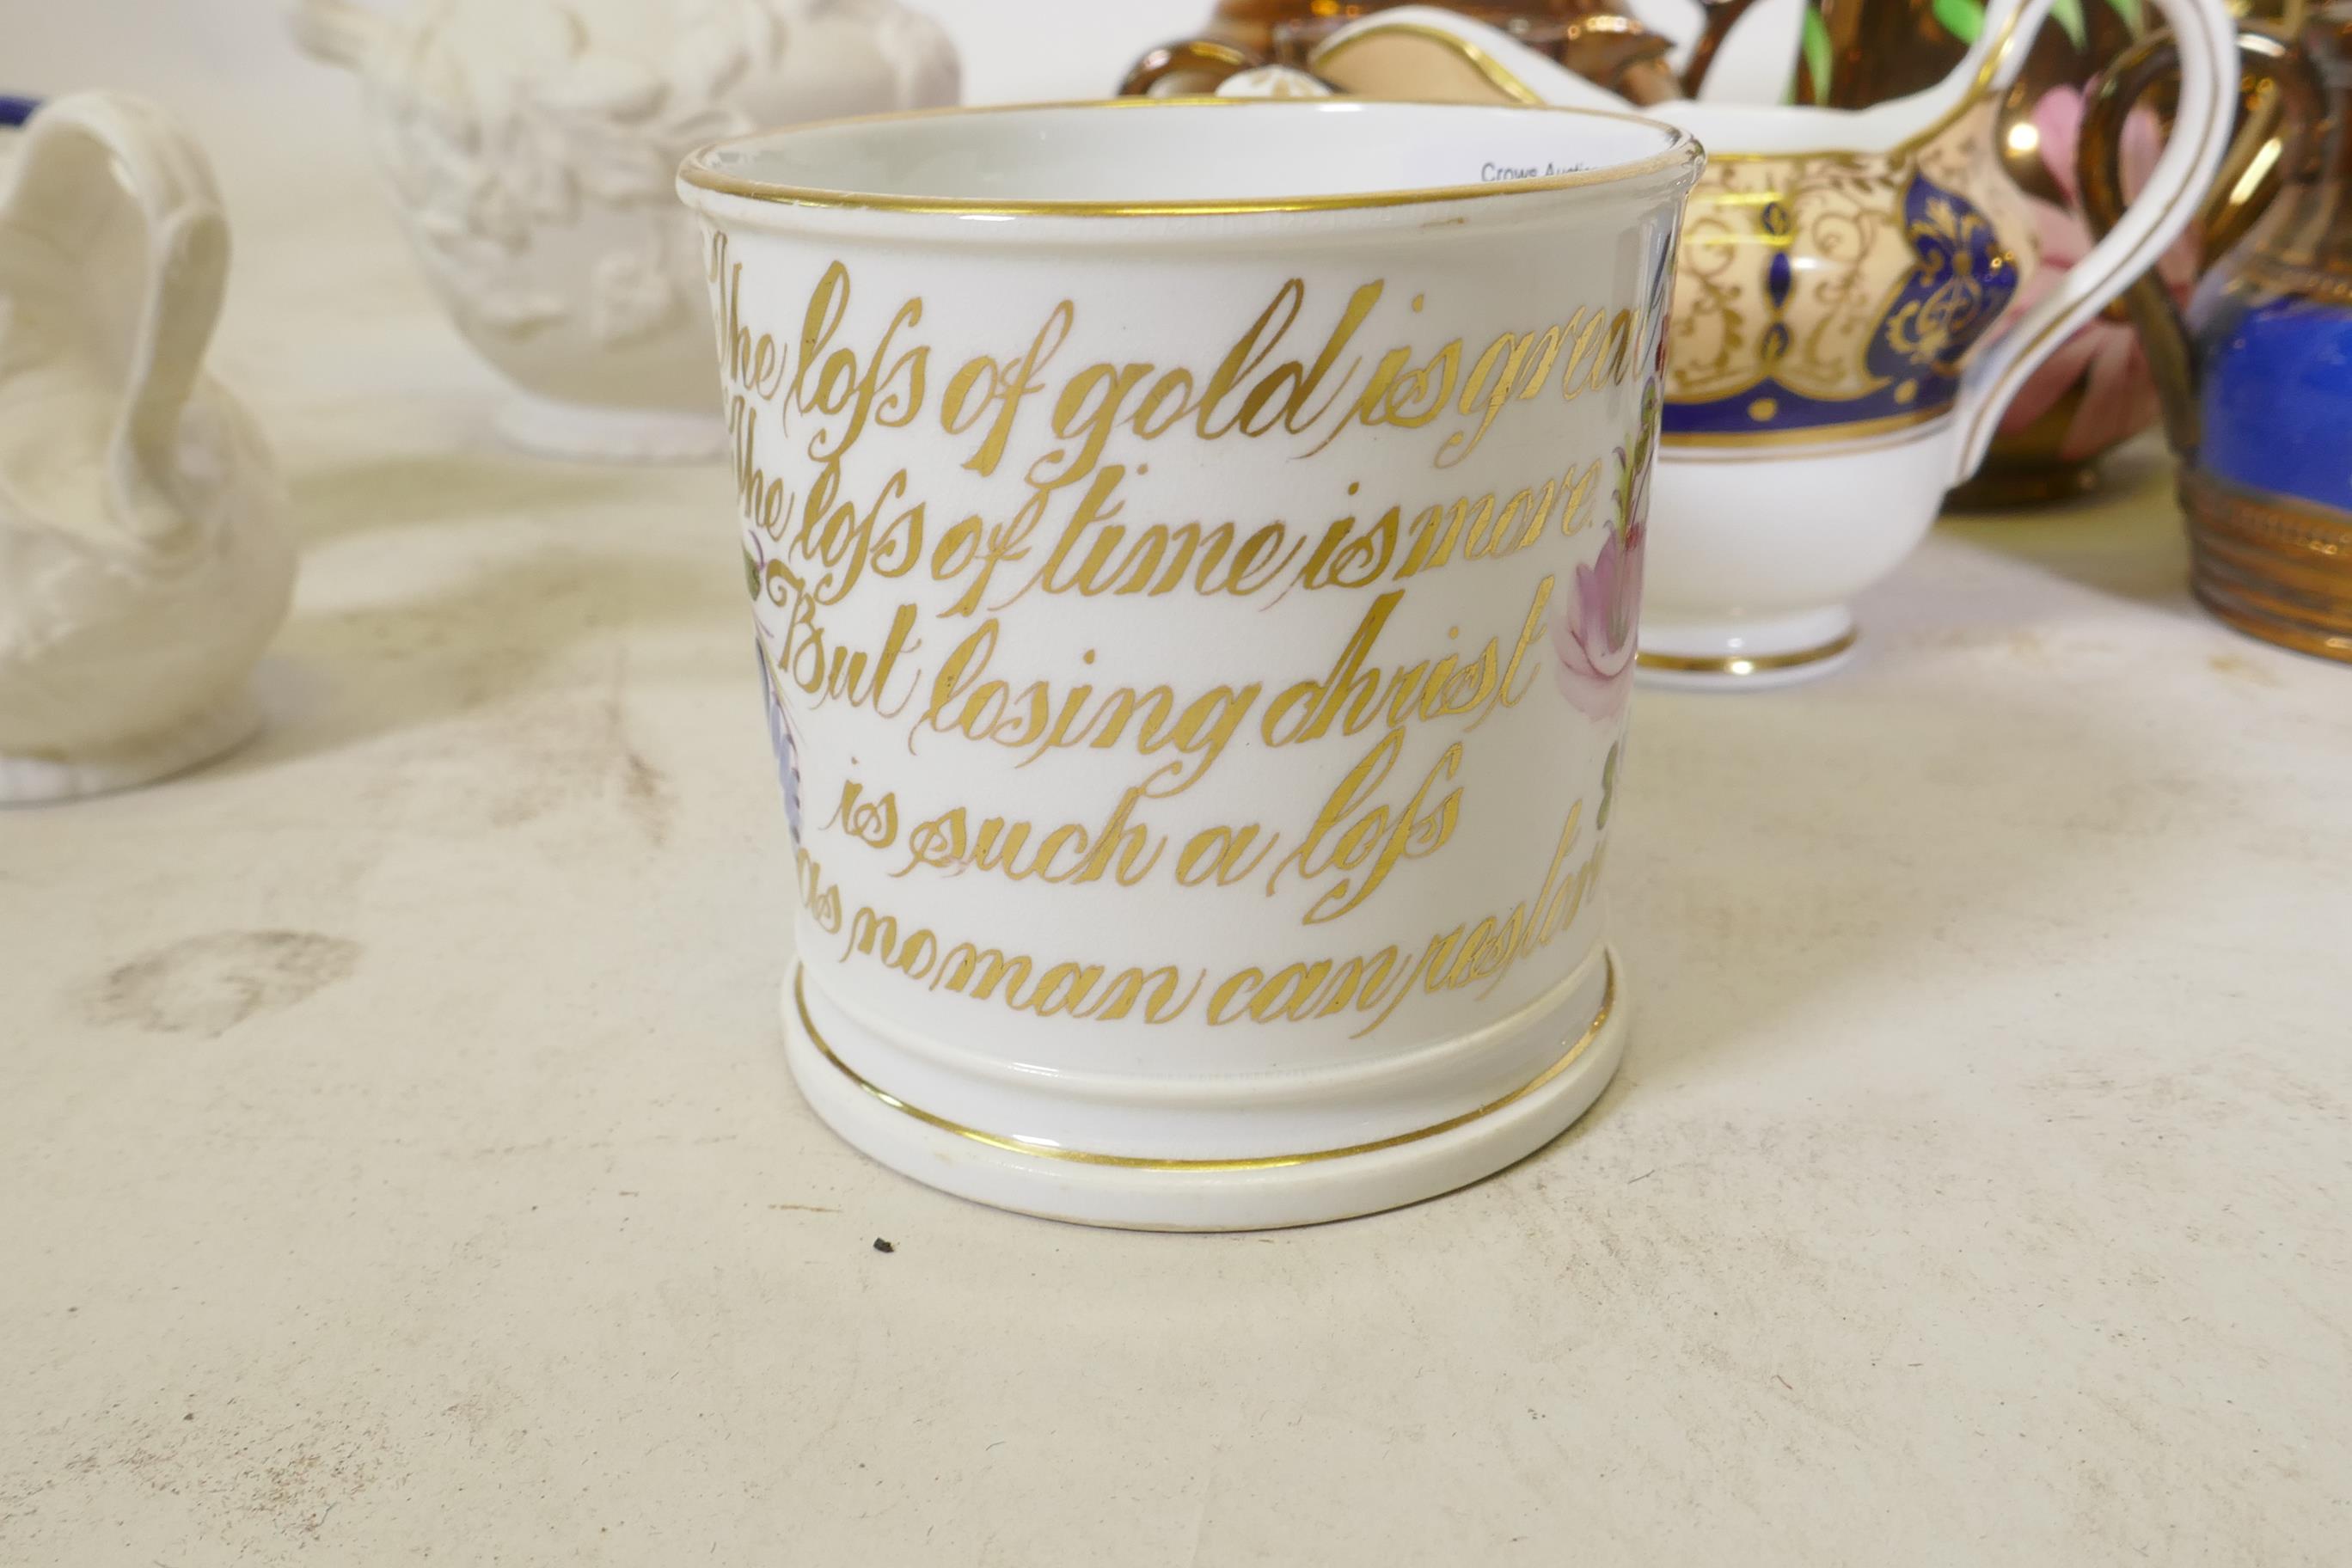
left=872, top=1238, right=895, bottom=1253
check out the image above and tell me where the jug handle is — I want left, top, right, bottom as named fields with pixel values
left=1559, top=16, right=1685, bottom=106
left=288, top=0, right=389, bottom=71
left=1, top=95, right=231, bottom=542
left=1681, top=0, right=1762, bottom=98
left=2193, top=19, right=2310, bottom=265
left=2077, top=24, right=2326, bottom=458
left=1946, top=0, right=2239, bottom=484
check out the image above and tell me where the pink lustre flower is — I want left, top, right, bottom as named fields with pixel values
left=1994, top=87, right=2199, bottom=462
left=1553, top=520, right=1644, bottom=720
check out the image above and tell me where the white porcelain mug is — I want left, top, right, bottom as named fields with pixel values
left=678, top=99, right=1701, bottom=1228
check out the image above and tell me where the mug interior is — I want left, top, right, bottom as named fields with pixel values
left=686, top=99, right=1691, bottom=210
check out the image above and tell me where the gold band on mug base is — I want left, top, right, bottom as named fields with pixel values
left=1636, top=626, right=1860, bottom=676
left=792, top=957, right=1617, bottom=1173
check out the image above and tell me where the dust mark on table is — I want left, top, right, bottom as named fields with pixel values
left=2208, top=652, right=2281, bottom=689
left=618, top=742, right=672, bottom=846
left=55, top=1409, right=384, bottom=1542
left=80, top=930, right=361, bottom=1038
left=487, top=646, right=675, bottom=842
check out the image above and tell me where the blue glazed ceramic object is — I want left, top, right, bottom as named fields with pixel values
left=2192, top=279, right=2352, bottom=518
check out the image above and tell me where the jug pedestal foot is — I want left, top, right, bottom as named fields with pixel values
left=779, top=954, right=1632, bottom=1232
left=1636, top=609, right=1858, bottom=690
left=0, top=689, right=261, bottom=805
left=494, top=392, right=726, bottom=464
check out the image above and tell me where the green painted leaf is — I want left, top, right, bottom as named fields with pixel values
left=1801, top=6, right=1834, bottom=102
left=2104, top=0, right=2146, bottom=34
left=1931, top=0, right=1985, bottom=44
left=2051, top=0, right=2088, bottom=49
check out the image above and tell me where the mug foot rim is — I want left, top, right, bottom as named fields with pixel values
left=777, top=952, right=1632, bottom=1232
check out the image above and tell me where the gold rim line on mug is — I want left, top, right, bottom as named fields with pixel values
left=678, top=96, right=1700, bottom=217
left=792, top=958, right=1618, bottom=1173
left=1637, top=628, right=1860, bottom=675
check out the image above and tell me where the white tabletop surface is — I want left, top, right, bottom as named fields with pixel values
left=5, top=5, right=2351, bottom=1564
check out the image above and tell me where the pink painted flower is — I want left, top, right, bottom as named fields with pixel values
left=1553, top=514, right=1644, bottom=720
left=1554, top=377, right=1659, bottom=720
left=1994, top=87, right=2199, bottom=462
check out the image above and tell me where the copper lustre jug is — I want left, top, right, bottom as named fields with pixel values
left=2083, top=5, right=2352, bottom=662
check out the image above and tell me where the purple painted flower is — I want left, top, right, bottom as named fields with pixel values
left=744, top=538, right=803, bottom=842
left=756, top=642, right=802, bottom=843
